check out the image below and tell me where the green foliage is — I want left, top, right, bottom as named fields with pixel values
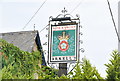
left=4, top=39, right=120, bottom=80
left=105, top=50, right=120, bottom=80
left=0, top=39, right=58, bottom=79
left=72, top=63, right=82, bottom=79
left=71, top=57, right=103, bottom=79
left=0, top=39, right=41, bottom=79
left=1, top=38, right=103, bottom=79
left=37, top=66, right=58, bottom=79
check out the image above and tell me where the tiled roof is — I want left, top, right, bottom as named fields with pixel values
left=0, top=30, right=46, bottom=65
left=1, top=30, right=38, bottom=53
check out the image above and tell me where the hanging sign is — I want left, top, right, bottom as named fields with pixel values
left=49, top=24, right=79, bottom=63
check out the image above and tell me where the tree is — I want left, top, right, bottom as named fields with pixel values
left=0, top=39, right=58, bottom=79
left=105, top=50, right=120, bottom=80
left=71, top=57, right=103, bottom=79
left=0, top=39, right=42, bottom=79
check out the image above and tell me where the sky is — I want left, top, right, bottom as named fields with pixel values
left=0, top=0, right=119, bottom=78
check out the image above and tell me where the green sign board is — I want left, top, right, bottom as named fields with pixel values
left=49, top=24, right=78, bottom=63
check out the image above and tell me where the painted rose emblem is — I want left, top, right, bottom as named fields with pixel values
left=58, top=32, right=69, bottom=51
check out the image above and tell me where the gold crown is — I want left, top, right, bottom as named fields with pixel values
left=58, top=32, right=69, bottom=40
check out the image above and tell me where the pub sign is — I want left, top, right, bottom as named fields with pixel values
left=49, top=23, right=79, bottom=63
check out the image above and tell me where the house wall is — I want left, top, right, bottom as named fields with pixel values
left=33, top=41, right=38, bottom=52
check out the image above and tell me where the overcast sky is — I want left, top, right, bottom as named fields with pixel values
left=0, top=0, right=119, bottom=78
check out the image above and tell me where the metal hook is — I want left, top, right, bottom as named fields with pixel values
left=79, top=32, right=83, bottom=35
left=79, top=40, right=83, bottom=44
left=43, top=42, right=47, bottom=45
left=80, top=48, right=85, bottom=53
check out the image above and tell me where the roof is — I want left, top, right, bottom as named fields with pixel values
left=0, top=30, right=46, bottom=66
left=1, top=30, right=38, bottom=53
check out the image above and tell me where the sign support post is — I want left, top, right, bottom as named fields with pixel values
left=58, top=63, right=67, bottom=77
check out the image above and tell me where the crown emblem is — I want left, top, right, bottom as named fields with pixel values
left=58, top=32, right=69, bottom=41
